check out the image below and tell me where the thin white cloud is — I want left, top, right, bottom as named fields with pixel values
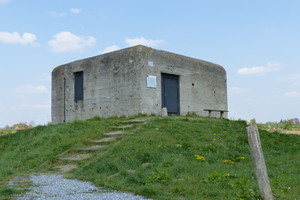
left=125, top=37, right=163, bottom=47
left=237, top=62, right=281, bottom=75
left=281, top=74, right=300, bottom=82
left=0, top=106, right=5, bottom=112
left=39, top=73, right=51, bottom=82
left=70, top=8, right=82, bottom=14
left=284, top=91, right=300, bottom=98
left=0, top=0, right=11, bottom=4
left=50, top=8, right=82, bottom=17
left=280, top=73, right=300, bottom=88
left=12, top=85, right=49, bottom=95
left=48, top=31, right=96, bottom=53
left=49, top=11, right=66, bottom=18
left=101, top=45, right=120, bottom=54
left=21, top=104, right=50, bottom=109
left=12, top=103, right=50, bottom=110
left=231, top=87, right=249, bottom=94
left=0, top=32, right=37, bottom=45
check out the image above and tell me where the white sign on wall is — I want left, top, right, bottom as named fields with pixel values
left=146, top=75, right=156, bottom=88
left=148, top=61, right=154, bottom=67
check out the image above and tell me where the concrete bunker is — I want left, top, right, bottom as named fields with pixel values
left=52, top=45, right=228, bottom=124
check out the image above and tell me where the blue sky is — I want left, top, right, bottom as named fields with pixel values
left=1, top=0, right=300, bottom=127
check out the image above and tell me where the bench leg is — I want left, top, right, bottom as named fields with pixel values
left=220, top=111, right=224, bottom=118
left=208, top=111, right=211, bottom=117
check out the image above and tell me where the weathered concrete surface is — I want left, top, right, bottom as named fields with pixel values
left=104, top=131, right=126, bottom=136
left=59, top=153, right=92, bottom=161
left=52, top=45, right=227, bottom=123
left=76, top=145, right=107, bottom=151
left=52, top=47, right=143, bottom=123
left=139, top=47, right=227, bottom=117
left=93, top=137, right=117, bottom=143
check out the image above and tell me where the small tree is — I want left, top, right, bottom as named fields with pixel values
left=29, top=121, right=36, bottom=128
left=282, top=120, right=293, bottom=130
left=4, top=125, right=10, bottom=130
left=250, top=118, right=257, bottom=125
left=12, top=122, right=31, bottom=130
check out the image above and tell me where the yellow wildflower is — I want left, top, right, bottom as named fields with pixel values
left=221, top=159, right=235, bottom=164
left=194, top=155, right=206, bottom=161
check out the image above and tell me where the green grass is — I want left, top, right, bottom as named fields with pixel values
left=0, top=116, right=124, bottom=199
left=0, top=116, right=299, bottom=199
left=0, top=129, right=16, bottom=135
left=259, top=122, right=300, bottom=131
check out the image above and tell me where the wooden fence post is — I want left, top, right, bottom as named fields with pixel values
left=246, top=125, right=274, bottom=200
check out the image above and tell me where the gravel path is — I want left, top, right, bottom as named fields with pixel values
left=15, top=173, right=150, bottom=200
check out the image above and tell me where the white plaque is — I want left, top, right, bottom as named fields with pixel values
left=147, top=75, right=156, bottom=88
left=148, top=61, right=154, bottom=67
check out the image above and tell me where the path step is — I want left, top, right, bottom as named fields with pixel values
left=104, top=130, right=126, bottom=136
left=93, top=137, right=117, bottom=143
left=59, top=153, right=92, bottom=161
left=123, top=119, right=148, bottom=123
left=55, top=164, right=77, bottom=173
left=76, top=145, right=107, bottom=151
left=127, top=169, right=136, bottom=173
left=114, top=124, right=133, bottom=129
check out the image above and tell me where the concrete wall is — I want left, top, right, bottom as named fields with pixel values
left=52, top=47, right=144, bottom=123
left=138, top=47, right=227, bottom=117
left=52, top=45, right=228, bottom=124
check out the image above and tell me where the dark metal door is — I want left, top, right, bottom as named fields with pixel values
left=162, top=73, right=180, bottom=115
left=74, top=71, right=84, bottom=102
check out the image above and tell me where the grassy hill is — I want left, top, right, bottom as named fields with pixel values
left=0, top=116, right=299, bottom=199
left=0, top=129, right=16, bottom=136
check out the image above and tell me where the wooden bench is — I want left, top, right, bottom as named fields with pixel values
left=203, top=109, right=228, bottom=118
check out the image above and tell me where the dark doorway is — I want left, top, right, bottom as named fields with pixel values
left=161, top=73, right=180, bottom=115
left=74, top=71, right=84, bottom=102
